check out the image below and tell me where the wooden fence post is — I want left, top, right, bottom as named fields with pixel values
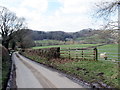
left=76, top=48, right=78, bottom=59
left=82, top=49, right=84, bottom=60
left=69, top=48, right=71, bottom=59
left=94, top=47, right=98, bottom=61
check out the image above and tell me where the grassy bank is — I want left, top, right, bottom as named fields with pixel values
left=21, top=51, right=119, bottom=88
left=1, top=46, right=11, bottom=89
left=0, top=56, right=2, bottom=88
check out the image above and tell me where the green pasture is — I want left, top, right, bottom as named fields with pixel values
left=35, top=40, right=65, bottom=46
left=33, top=44, right=119, bottom=61
left=97, top=44, right=118, bottom=61
left=33, top=44, right=98, bottom=60
left=33, top=44, right=98, bottom=49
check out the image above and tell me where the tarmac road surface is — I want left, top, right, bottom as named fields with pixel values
left=12, top=52, right=84, bottom=88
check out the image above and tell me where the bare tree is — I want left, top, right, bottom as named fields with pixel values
left=15, top=29, right=35, bottom=49
left=94, top=0, right=120, bottom=44
left=95, top=0, right=118, bottom=18
left=95, top=0, right=119, bottom=29
left=0, top=6, right=27, bottom=49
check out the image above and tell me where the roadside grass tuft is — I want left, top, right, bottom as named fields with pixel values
left=56, top=60, right=119, bottom=88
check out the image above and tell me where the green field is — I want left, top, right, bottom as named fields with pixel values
left=33, top=44, right=119, bottom=61
left=33, top=44, right=97, bottom=60
left=33, top=44, right=98, bottom=49
left=35, top=40, right=65, bottom=46
left=97, top=44, right=118, bottom=61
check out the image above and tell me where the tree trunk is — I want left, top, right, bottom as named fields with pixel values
left=2, top=40, right=9, bottom=49
left=11, top=41, right=16, bottom=50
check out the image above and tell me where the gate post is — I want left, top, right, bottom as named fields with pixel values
left=94, top=47, right=98, bottom=61
left=69, top=48, right=71, bottom=59
left=82, top=49, right=84, bottom=60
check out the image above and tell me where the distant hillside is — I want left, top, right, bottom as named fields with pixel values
left=26, top=29, right=118, bottom=44
left=30, top=30, right=72, bottom=41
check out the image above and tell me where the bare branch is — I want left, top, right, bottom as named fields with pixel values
left=95, top=0, right=118, bottom=19
left=0, top=6, right=27, bottom=48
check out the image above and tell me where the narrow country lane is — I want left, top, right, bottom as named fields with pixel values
left=12, top=52, right=84, bottom=88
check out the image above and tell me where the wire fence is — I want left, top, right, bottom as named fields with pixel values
left=98, top=48, right=119, bottom=62
left=60, top=44, right=119, bottom=62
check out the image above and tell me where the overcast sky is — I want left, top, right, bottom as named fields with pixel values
left=0, top=0, right=116, bottom=32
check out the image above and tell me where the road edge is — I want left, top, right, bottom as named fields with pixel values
left=6, top=53, right=17, bottom=89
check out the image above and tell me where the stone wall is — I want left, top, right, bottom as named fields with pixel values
left=24, top=47, right=60, bottom=59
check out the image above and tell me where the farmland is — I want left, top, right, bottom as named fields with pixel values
left=33, top=44, right=99, bottom=49
left=33, top=44, right=119, bottom=61
left=97, top=44, right=119, bottom=61
left=35, top=40, right=65, bottom=46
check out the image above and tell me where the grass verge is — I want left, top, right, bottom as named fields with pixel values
left=1, top=46, right=12, bottom=89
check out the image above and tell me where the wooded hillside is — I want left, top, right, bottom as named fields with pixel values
left=26, top=28, right=118, bottom=44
